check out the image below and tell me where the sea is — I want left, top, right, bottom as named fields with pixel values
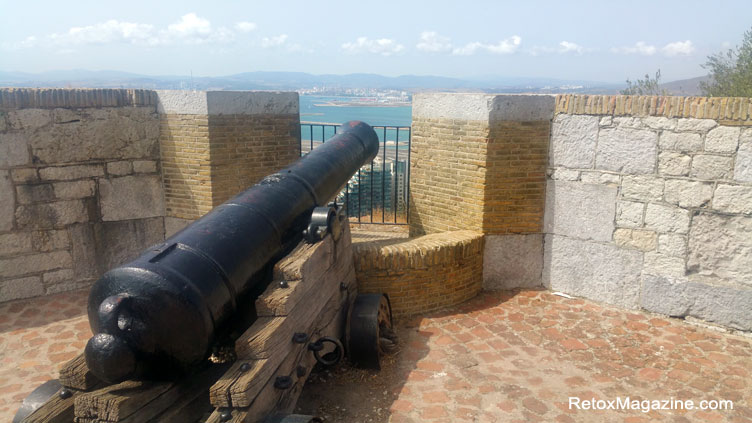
left=299, top=95, right=412, bottom=127
left=299, top=95, right=412, bottom=152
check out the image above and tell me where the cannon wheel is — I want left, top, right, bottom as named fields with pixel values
left=12, top=379, right=62, bottom=423
left=347, top=294, right=395, bottom=369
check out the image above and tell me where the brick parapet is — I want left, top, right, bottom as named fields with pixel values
left=0, top=88, right=157, bottom=110
left=353, top=230, right=484, bottom=317
left=555, top=94, right=752, bottom=124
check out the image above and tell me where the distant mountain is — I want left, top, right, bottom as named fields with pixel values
left=0, top=69, right=622, bottom=94
left=659, top=75, right=709, bottom=96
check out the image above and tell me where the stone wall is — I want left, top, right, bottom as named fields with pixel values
left=409, top=93, right=554, bottom=290
left=0, top=88, right=300, bottom=303
left=157, top=91, right=300, bottom=234
left=546, top=94, right=752, bottom=331
left=353, top=230, right=484, bottom=317
left=0, top=89, right=165, bottom=301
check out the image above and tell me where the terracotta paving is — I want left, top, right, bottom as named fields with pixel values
left=299, top=290, right=752, bottom=423
left=0, top=289, right=90, bottom=422
left=1, top=289, right=751, bottom=422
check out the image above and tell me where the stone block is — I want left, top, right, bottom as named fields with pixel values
left=659, top=132, right=703, bottom=152
left=0, top=171, right=14, bottom=231
left=39, top=165, right=104, bottom=181
left=98, top=218, right=165, bottom=270
left=165, top=217, right=192, bottom=237
left=133, top=160, right=157, bottom=173
left=658, top=234, right=687, bottom=257
left=643, top=117, right=677, bottom=131
left=0, top=276, right=43, bottom=301
left=676, top=118, right=717, bottom=132
left=0, top=232, right=32, bottom=255
left=705, top=126, right=740, bottom=153
left=483, top=234, right=543, bottom=289
left=579, top=171, right=620, bottom=186
left=549, top=168, right=580, bottom=181
left=53, top=180, right=95, bottom=199
left=644, top=251, right=685, bottom=277
left=612, top=117, right=645, bottom=129
left=544, top=180, right=616, bottom=242
left=616, top=201, right=644, bottom=228
left=42, top=268, right=73, bottom=285
left=32, top=229, right=70, bottom=252
left=599, top=116, right=612, bottom=126
left=596, top=127, right=657, bottom=173
left=69, top=224, right=99, bottom=279
left=15, top=200, right=88, bottom=229
left=621, top=175, right=664, bottom=202
left=10, top=168, right=38, bottom=183
left=690, top=154, right=733, bottom=180
left=107, top=161, right=132, bottom=176
left=657, top=152, right=691, bottom=176
left=15, top=183, right=54, bottom=204
left=641, top=274, right=752, bottom=331
left=663, top=179, right=713, bottom=208
left=99, top=175, right=165, bottom=221
left=7, top=109, right=51, bottom=130
left=28, top=108, right=159, bottom=164
left=712, top=184, right=752, bottom=215
left=543, top=234, right=643, bottom=308
left=613, top=228, right=656, bottom=251
left=550, top=115, right=599, bottom=168
left=0, top=250, right=72, bottom=278
left=0, top=132, right=30, bottom=167
left=688, top=212, right=752, bottom=286
left=644, top=204, right=690, bottom=234
left=733, top=129, right=752, bottom=182
left=52, top=108, right=81, bottom=123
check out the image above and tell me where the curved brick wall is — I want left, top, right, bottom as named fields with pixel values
left=352, top=230, right=484, bottom=317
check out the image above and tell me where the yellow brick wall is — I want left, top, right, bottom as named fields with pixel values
left=484, top=121, right=549, bottom=233
left=408, top=118, right=489, bottom=236
left=409, top=117, right=550, bottom=236
left=555, top=94, right=752, bottom=124
left=159, top=114, right=213, bottom=220
left=353, top=230, right=484, bottom=317
left=159, top=114, right=300, bottom=220
left=209, top=114, right=300, bottom=205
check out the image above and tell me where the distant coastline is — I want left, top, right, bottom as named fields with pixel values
left=313, top=101, right=411, bottom=108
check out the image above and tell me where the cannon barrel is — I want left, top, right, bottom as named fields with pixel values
left=85, top=121, right=379, bottom=383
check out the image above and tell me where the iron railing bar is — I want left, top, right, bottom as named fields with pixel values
left=406, top=126, right=411, bottom=224
left=394, top=128, right=399, bottom=224
left=382, top=126, right=386, bottom=223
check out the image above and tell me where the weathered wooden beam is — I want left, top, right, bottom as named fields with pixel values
left=59, top=354, right=102, bottom=391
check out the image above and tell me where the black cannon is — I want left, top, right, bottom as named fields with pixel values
left=84, top=121, right=380, bottom=384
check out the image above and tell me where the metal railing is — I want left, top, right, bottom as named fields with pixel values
left=300, top=122, right=411, bottom=225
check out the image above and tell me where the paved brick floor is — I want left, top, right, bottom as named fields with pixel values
left=0, top=289, right=90, bottom=422
left=2, top=289, right=751, bottom=422
left=299, top=290, right=752, bottom=423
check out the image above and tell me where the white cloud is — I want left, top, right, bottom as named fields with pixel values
left=342, top=37, right=405, bottom=56
left=452, top=36, right=520, bottom=56
left=234, top=21, right=257, bottom=32
left=48, top=20, right=156, bottom=45
left=261, top=34, right=288, bottom=48
left=167, top=13, right=210, bottom=37
left=559, top=41, right=584, bottom=54
left=612, top=41, right=657, bottom=55
left=662, top=40, right=694, bottom=56
left=416, top=31, right=452, bottom=53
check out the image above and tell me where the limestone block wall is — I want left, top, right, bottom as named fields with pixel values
left=156, top=91, right=300, bottom=234
left=409, top=93, right=554, bottom=290
left=353, top=230, right=484, bottom=317
left=0, top=89, right=165, bottom=301
left=546, top=95, right=752, bottom=331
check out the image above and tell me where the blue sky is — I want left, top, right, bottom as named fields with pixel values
left=1, top=0, right=750, bottom=83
